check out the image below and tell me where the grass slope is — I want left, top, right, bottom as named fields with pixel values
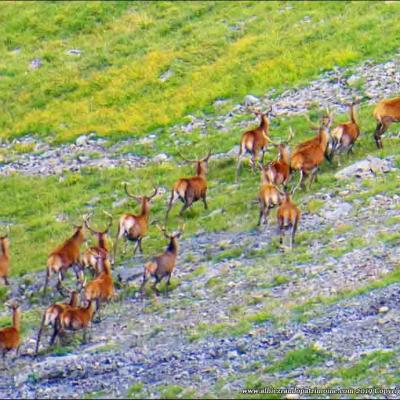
left=0, top=1, right=400, bottom=141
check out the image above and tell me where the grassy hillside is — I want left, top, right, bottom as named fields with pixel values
left=0, top=1, right=400, bottom=142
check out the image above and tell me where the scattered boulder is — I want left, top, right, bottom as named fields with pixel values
left=29, top=58, right=42, bottom=70
left=335, top=156, right=395, bottom=180
left=75, top=135, right=89, bottom=146
left=159, top=69, right=174, bottom=82
left=244, top=94, right=259, bottom=107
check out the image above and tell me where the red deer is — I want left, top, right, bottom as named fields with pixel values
left=165, top=150, right=211, bottom=221
left=257, top=165, right=284, bottom=227
left=35, top=290, right=79, bottom=355
left=44, top=218, right=87, bottom=295
left=290, top=114, right=332, bottom=192
left=0, top=301, right=21, bottom=367
left=83, top=255, right=114, bottom=320
left=0, top=227, right=10, bottom=286
left=82, top=211, right=113, bottom=275
left=330, top=99, right=361, bottom=164
left=236, top=107, right=278, bottom=180
left=263, top=128, right=294, bottom=187
left=52, top=300, right=96, bottom=345
left=277, top=192, right=300, bottom=248
left=140, top=224, right=184, bottom=295
left=114, top=184, right=158, bottom=262
left=373, top=96, right=400, bottom=149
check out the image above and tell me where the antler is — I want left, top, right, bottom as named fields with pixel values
left=305, top=114, right=319, bottom=130
left=201, top=149, right=212, bottom=162
left=265, top=105, right=273, bottom=116
left=147, top=187, right=159, bottom=199
left=177, top=151, right=198, bottom=163
left=287, top=127, right=295, bottom=143
left=84, top=213, right=97, bottom=235
left=123, top=182, right=141, bottom=202
left=156, top=224, right=170, bottom=239
left=0, top=225, right=10, bottom=238
left=102, top=210, right=113, bottom=233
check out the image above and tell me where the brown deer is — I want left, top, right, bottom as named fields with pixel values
left=0, top=301, right=21, bottom=367
left=83, top=255, right=114, bottom=320
left=257, top=165, right=284, bottom=227
left=290, top=115, right=332, bottom=192
left=52, top=300, right=96, bottom=345
left=140, top=224, right=184, bottom=295
left=263, top=128, right=294, bottom=187
left=82, top=211, right=113, bottom=275
left=330, top=99, right=361, bottom=164
left=0, top=226, right=10, bottom=286
left=44, top=218, right=87, bottom=295
left=35, top=290, right=79, bottom=355
left=277, top=192, right=300, bottom=248
left=165, top=150, right=211, bottom=221
left=114, top=184, right=158, bottom=262
left=236, top=107, right=278, bottom=179
left=373, top=95, right=400, bottom=149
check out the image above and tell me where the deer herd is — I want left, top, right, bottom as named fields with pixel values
left=1, top=94, right=399, bottom=368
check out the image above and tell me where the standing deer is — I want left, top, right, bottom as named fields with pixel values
left=0, top=226, right=10, bottom=286
left=82, top=211, right=113, bottom=275
left=330, top=99, right=361, bottom=164
left=373, top=96, right=400, bottom=149
left=114, top=185, right=158, bottom=262
left=236, top=107, right=278, bottom=180
left=277, top=192, right=300, bottom=249
left=165, top=150, right=211, bottom=221
left=140, top=224, right=184, bottom=295
left=44, top=218, right=87, bottom=295
left=0, top=301, right=21, bottom=368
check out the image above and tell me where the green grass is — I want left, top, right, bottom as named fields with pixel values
left=1, top=2, right=400, bottom=142
left=266, top=346, right=329, bottom=373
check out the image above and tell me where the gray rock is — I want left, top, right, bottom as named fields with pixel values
left=335, top=156, right=394, bottom=179
left=244, top=94, right=259, bottom=107
left=67, top=49, right=81, bottom=56
left=324, top=202, right=352, bottom=221
left=29, top=58, right=42, bottom=70
left=76, top=135, right=89, bottom=146
left=159, top=69, right=174, bottom=82
left=153, top=153, right=169, bottom=163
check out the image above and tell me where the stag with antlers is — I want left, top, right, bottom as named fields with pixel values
left=165, top=150, right=211, bottom=221
left=114, top=184, right=158, bottom=262
left=82, top=211, right=113, bottom=275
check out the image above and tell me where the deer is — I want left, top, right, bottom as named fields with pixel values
left=35, top=290, right=79, bottom=355
left=83, top=254, right=114, bottom=320
left=329, top=99, right=361, bottom=165
left=290, top=113, right=333, bottom=192
left=262, top=128, right=294, bottom=187
left=52, top=300, right=96, bottom=345
left=373, top=95, right=400, bottom=149
left=236, top=107, right=279, bottom=180
left=44, top=218, right=87, bottom=296
left=277, top=192, right=300, bottom=249
left=165, top=150, right=211, bottom=222
left=257, top=165, right=284, bottom=227
left=0, top=226, right=10, bottom=286
left=140, top=224, right=184, bottom=296
left=0, top=301, right=21, bottom=368
left=82, top=211, right=113, bottom=275
left=114, top=184, right=158, bottom=262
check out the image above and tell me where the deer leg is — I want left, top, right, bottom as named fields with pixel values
left=165, top=190, right=178, bottom=223
left=290, top=220, right=298, bottom=249
left=4, top=276, right=9, bottom=285
left=49, top=326, right=58, bottom=346
left=257, top=202, right=265, bottom=227
left=43, top=268, right=51, bottom=294
left=56, top=271, right=66, bottom=296
left=279, top=223, right=285, bottom=247
left=202, top=194, right=208, bottom=210
left=264, top=207, right=271, bottom=225
left=151, top=277, right=161, bottom=296
left=138, top=238, right=144, bottom=254
left=139, top=272, right=149, bottom=295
